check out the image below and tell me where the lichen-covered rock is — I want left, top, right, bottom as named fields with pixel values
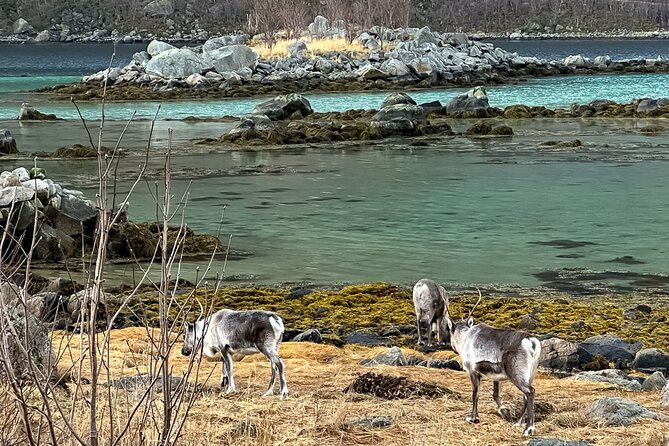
left=632, top=348, right=669, bottom=371
left=370, top=104, right=427, bottom=135
left=641, top=371, right=667, bottom=391
left=585, top=397, right=663, bottom=426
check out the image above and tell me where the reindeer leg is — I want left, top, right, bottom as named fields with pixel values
left=426, top=317, right=433, bottom=347
left=222, top=348, right=235, bottom=394
left=522, top=385, right=536, bottom=436
left=493, top=381, right=510, bottom=420
left=258, top=343, right=277, bottom=397
left=465, top=372, right=481, bottom=424
left=416, top=313, right=424, bottom=346
left=220, top=355, right=228, bottom=389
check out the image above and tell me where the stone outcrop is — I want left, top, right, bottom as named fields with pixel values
left=0, top=130, right=18, bottom=155
left=17, top=103, right=60, bottom=121
left=145, top=48, right=210, bottom=79
left=252, top=93, right=313, bottom=120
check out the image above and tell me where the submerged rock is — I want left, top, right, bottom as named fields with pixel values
left=370, top=104, right=427, bottom=135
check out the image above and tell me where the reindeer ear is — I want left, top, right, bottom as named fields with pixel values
left=466, top=316, right=474, bottom=327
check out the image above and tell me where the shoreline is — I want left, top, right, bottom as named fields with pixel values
left=2, top=30, right=669, bottom=45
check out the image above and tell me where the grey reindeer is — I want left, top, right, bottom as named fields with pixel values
left=412, top=278, right=448, bottom=346
left=182, top=309, right=288, bottom=398
left=445, top=290, right=542, bottom=436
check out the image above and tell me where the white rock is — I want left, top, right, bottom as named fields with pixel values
left=0, top=186, right=35, bottom=206
left=12, top=167, right=30, bottom=182
left=147, top=40, right=176, bottom=57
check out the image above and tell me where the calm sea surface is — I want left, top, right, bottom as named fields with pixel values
left=1, top=40, right=668, bottom=292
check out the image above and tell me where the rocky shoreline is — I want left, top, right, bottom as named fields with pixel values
left=35, top=28, right=669, bottom=102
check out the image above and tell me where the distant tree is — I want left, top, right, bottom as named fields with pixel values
left=248, top=0, right=283, bottom=50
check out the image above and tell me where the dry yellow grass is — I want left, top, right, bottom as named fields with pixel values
left=29, top=327, right=667, bottom=446
left=250, top=37, right=368, bottom=59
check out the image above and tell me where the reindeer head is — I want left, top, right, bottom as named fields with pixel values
left=444, top=288, right=482, bottom=354
left=181, top=322, right=196, bottom=356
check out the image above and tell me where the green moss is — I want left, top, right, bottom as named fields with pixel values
left=114, top=283, right=669, bottom=351
left=581, top=354, right=610, bottom=371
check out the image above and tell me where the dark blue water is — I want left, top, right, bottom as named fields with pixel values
left=0, top=42, right=145, bottom=76
left=488, top=39, right=669, bottom=61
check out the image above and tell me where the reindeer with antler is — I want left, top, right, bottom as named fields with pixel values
left=445, top=289, right=542, bottom=437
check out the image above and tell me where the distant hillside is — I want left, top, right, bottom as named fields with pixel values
left=1, top=0, right=667, bottom=37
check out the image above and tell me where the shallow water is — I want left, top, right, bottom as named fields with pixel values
left=6, top=119, right=669, bottom=291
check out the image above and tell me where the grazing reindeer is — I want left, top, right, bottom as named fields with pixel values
left=445, top=291, right=541, bottom=436
left=412, top=278, right=448, bottom=346
left=182, top=309, right=288, bottom=398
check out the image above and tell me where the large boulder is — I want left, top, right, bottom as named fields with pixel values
left=34, top=30, right=50, bottom=42
left=147, top=40, right=176, bottom=57
left=636, top=99, right=660, bottom=114
left=370, top=104, right=427, bottom=135
left=292, top=329, right=322, bottom=343
left=562, top=54, right=590, bottom=68
left=47, top=193, right=97, bottom=236
left=143, top=0, right=174, bottom=17
left=145, top=49, right=209, bottom=79
left=0, top=186, right=35, bottom=207
left=414, top=27, right=439, bottom=47
left=287, top=40, right=308, bottom=57
left=228, top=115, right=274, bottom=135
left=17, top=104, right=60, bottom=121
left=585, top=397, right=664, bottom=426
left=0, top=305, right=56, bottom=383
left=0, top=130, right=18, bottom=155
left=380, top=92, right=416, bottom=109
left=253, top=94, right=313, bottom=120
left=662, top=381, right=669, bottom=406
left=579, top=334, right=641, bottom=366
left=356, top=65, right=388, bottom=80
left=202, top=35, right=249, bottom=52
left=641, top=371, right=667, bottom=391
left=446, top=87, right=489, bottom=116
left=539, top=337, right=595, bottom=372
left=380, top=58, right=412, bottom=78
left=308, top=16, right=329, bottom=37
left=360, top=346, right=407, bottom=367
left=204, top=45, right=257, bottom=73
left=632, top=348, right=669, bottom=372
left=12, top=18, right=34, bottom=35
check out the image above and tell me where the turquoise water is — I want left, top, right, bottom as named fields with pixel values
left=4, top=118, right=669, bottom=292
left=1, top=73, right=668, bottom=120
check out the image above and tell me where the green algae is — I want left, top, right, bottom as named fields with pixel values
left=120, top=282, right=669, bottom=351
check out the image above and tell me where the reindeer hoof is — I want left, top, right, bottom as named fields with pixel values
left=262, top=390, right=274, bottom=397
left=523, top=426, right=536, bottom=437
left=225, top=387, right=236, bottom=395
left=465, top=416, right=480, bottom=424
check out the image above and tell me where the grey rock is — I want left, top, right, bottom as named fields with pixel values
left=253, top=93, right=313, bottom=120
left=380, top=92, right=416, bottom=109
left=580, top=334, right=641, bottom=365
left=641, top=371, right=667, bottom=391
left=34, top=30, right=50, bottom=42
left=49, top=193, right=97, bottom=236
left=204, top=45, right=257, bottom=73
left=585, top=397, right=663, bottom=426
left=370, top=104, right=427, bottom=134
left=414, top=26, right=439, bottom=47
left=446, top=94, right=489, bottom=115
left=574, top=369, right=642, bottom=391
left=0, top=129, right=18, bottom=154
left=448, top=32, right=469, bottom=47
left=539, top=337, right=595, bottom=372
left=518, top=313, right=540, bottom=331
left=21, top=178, right=50, bottom=200
left=0, top=186, right=35, bottom=206
left=594, top=55, right=611, bottom=66
left=527, top=439, right=592, bottom=446
left=662, top=380, right=669, bottom=405
left=34, top=223, right=76, bottom=261
left=416, top=358, right=462, bottom=371
left=147, top=40, right=175, bottom=57
left=636, top=99, right=659, bottom=113
left=228, top=115, right=274, bottom=134
left=0, top=305, right=56, bottom=383
left=145, top=48, right=209, bottom=79
left=143, top=0, right=174, bottom=17
left=358, top=32, right=381, bottom=51
left=380, top=58, right=412, bottom=78
left=308, top=16, right=329, bottom=37
left=314, top=58, right=335, bottom=74
left=292, top=328, right=322, bottom=343
left=13, top=167, right=30, bottom=182
left=633, top=348, right=669, bottom=371
left=562, top=54, right=590, bottom=68
left=12, top=18, right=34, bottom=35
left=345, top=415, right=393, bottom=428
left=17, top=103, right=59, bottom=120
left=346, top=331, right=390, bottom=346
left=287, top=40, right=307, bottom=57
left=356, top=65, right=387, bottom=80
left=360, top=346, right=407, bottom=366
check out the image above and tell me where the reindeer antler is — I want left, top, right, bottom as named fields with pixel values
left=467, top=287, right=482, bottom=319
left=442, top=286, right=452, bottom=321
